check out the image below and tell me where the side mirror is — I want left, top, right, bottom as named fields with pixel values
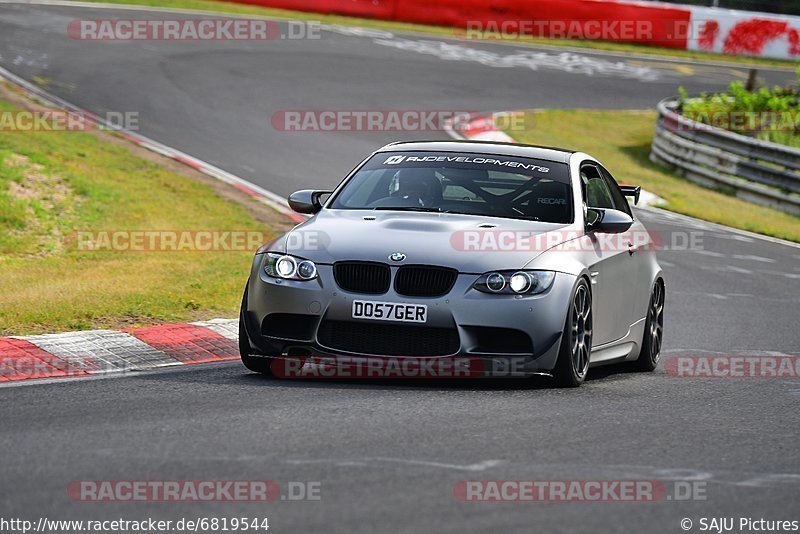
left=587, top=208, right=634, bottom=234
left=288, top=190, right=332, bottom=214
left=619, top=185, right=641, bottom=205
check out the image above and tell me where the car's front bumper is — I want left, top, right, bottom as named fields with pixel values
left=242, top=255, right=577, bottom=375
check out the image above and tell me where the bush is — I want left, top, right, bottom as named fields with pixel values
left=678, top=68, right=800, bottom=148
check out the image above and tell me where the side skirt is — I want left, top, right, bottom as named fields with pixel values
left=589, top=317, right=646, bottom=367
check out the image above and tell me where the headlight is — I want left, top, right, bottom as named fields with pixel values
left=264, top=253, right=318, bottom=281
left=473, top=270, right=554, bottom=295
left=509, top=272, right=532, bottom=293
left=297, top=260, right=317, bottom=280
left=485, top=272, right=506, bottom=292
left=276, top=256, right=297, bottom=277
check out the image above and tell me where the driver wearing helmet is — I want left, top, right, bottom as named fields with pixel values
left=388, top=168, right=443, bottom=207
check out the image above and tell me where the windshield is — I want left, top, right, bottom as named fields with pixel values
left=329, top=151, right=573, bottom=223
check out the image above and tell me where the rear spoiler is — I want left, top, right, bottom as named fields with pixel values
left=619, top=185, right=641, bottom=205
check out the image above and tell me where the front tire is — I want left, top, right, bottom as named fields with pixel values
left=553, top=278, right=593, bottom=387
left=239, top=283, right=273, bottom=375
left=633, top=279, right=664, bottom=372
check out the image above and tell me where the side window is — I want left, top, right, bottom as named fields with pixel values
left=580, top=164, right=614, bottom=209
left=599, top=167, right=632, bottom=216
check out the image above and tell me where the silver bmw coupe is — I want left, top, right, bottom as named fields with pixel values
left=239, top=141, right=664, bottom=386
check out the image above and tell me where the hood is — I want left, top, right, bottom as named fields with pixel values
left=278, top=209, right=578, bottom=273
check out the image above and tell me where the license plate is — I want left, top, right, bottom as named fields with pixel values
left=352, top=300, right=427, bottom=323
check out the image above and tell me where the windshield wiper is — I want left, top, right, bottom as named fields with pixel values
left=373, top=206, right=445, bottom=213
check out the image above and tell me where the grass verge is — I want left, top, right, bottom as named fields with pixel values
left=80, top=0, right=798, bottom=69
left=0, top=84, right=293, bottom=335
left=504, top=109, right=800, bottom=242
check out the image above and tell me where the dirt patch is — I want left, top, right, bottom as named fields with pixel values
left=5, top=153, right=72, bottom=208
left=1, top=150, right=77, bottom=255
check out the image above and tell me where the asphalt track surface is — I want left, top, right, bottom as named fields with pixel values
left=1, top=3, right=799, bottom=533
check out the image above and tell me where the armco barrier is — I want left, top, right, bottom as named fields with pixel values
left=227, top=0, right=800, bottom=59
left=650, top=98, right=800, bottom=217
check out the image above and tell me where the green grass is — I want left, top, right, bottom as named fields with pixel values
left=680, top=80, right=800, bottom=149
left=504, top=109, right=800, bottom=242
left=0, top=97, right=278, bottom=335
left=81, top=0, right=798, bottom=68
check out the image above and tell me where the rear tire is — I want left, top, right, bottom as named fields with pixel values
left=633, top=280, right=664, bottom=372
left=553, top=278, right=592, bottom=388
left=239, top=283, right=273, bottom=375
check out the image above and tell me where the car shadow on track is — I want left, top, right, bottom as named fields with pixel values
left=134, top=357, right=651, bottom=391
left=229, top=361, right=648, bottom=391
